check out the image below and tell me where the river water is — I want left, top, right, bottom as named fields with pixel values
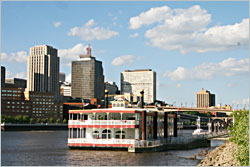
left=1, top=130, right=224, bottom=166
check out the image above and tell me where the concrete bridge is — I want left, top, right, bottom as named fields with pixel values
left=145, top=105, right=233, bottom=115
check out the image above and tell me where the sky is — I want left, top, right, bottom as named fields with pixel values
left=1, top=1, right=249, bottom=109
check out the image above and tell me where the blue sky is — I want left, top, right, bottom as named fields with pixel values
left=1, top=1, right=249, bottom=109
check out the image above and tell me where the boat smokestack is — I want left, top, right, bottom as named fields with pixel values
left=105, top=89, right=109, bottom=108
left=140, top=89, right=144, bottom=108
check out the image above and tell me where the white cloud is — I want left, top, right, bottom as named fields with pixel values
left=129, top=6, right=172, bottom=29
left=130, top=33, right=139, bottom=38
left=66, top=73, right=71, bottom=83
left=129, top=5, right=249, bottom=53
left=68, top=19, right=119, bottom=41
left=15, top=72, right=26, bottom=79
left=58, top=43, right=88, bottom=66
left=6, top=71, right=26, bottom=79
left=53, top=21, right=61, bottom=28
left=112, top=55, right=137, bottom=66
left=232, top=98, right=249, bottom=105
left=1, top=51, right=27, bottom=63
left=163, top=57, right=249, bottom=80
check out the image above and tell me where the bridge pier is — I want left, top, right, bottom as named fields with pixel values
left=164, top=112, right=168, bottom=138
left=211, top=120, right=215, bottom=132
left=153, top=112, right=158, bottom=139
left=174, top=113, right=178, bottom=137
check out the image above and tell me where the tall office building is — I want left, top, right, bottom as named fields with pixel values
left=121, top=69, right=156, bottom=104
left=1, top=66, right=6, bottom=88
left=196, top=88, right=215, bottom=108
left=105, top=81, right=118, bottom=95
left=71, top=45, right=104, bottom=102
left=27, top=45, right=60, bottom=101
left=5, top=78, right=27, bottom=88
left=59, top=72, right=66, bottom=83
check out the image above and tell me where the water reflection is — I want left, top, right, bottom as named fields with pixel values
left=1, top=130, right=224, bottom=166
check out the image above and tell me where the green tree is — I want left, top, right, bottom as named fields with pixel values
left=15, top=115, right=22, bottom=124
left=1, top=115, right=6, bottom=123
left=49, top=117, right=54, bottom=123
left=37, top=118, right=41, bottom=123
left=30, top=118, right=34, bottom=124
left=63, top=119, right=67, bottom=124
left=23, top=116, right=29, bottom=124
left=56, top=118, right=61, bottom=124
left=229, top=110, right=249, bottom=166
left=41, top=118, right=47, bottom=124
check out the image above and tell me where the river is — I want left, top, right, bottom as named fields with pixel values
left=1, top=130, right=224, bottom=166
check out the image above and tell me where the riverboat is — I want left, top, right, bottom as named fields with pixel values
left=68, top=99, right=181, bottom=150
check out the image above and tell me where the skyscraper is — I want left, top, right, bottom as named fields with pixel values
left=27, top=45, right=60, bottom=101
left=71, top=45, right=104, bottom=102
left=196, top=88, right=215, bottom=108
left=1, top=66, right=6, bottom=88
left=121, top=69, right=156, bottom=104
left=59, top=72, right=66, bottom=83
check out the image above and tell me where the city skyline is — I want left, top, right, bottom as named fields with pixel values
left=1, top=1, right=249, bottom=108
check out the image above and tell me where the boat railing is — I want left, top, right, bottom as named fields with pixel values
left=68, top=138, right=137, bottom=145
left=68, top=120, right=140, bottom=126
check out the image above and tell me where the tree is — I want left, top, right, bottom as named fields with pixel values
left=30, top=118, right=34, bottom=124
left=1, top=115, right=6, bottom=123
left=49, top=117, right=54, bottom=123
left=15, top=115, right=22, bottom=124
left=229, top=110, right=249, bottom=166
left=63, top=119, right=67, bottom=124
left=41, top=118, right=47, bottom=124
left=55, top=118, right=60, bottom=124
left=23, top=116, right=29, bottom=124
left=37, top=118, right=41, bottom=123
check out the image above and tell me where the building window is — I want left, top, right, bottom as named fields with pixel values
left=12, top=106, right=15, bottom=108
left=7, top=101, right=10, bottom=104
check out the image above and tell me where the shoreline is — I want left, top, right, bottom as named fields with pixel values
left=1, top=123, right=68, bottom=131
left=198, top=141, right=239, bottom=166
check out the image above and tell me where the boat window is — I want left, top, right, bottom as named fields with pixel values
left=93, top=130, right=100, bottom=139
left=115, top=131, right=125, bottom=139
left=102, top=129, right=111, bottom=139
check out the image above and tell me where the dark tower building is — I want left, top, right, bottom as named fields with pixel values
left=71, top=45, right=104, bottom=103
left=1, top=66, right=6, bottom=88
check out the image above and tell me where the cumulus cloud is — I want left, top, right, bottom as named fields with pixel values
left=112, top=55, right=137, bottom=66
left=129, top=5, right=249, bottom=53
left=129, top=6, right=172, bottom=29
left=6, top=71, right=27, bottom=79
left=58, top=43, right=88, bottom=66
left=130, top=33, right=139, bottom=38
left=68, top=19, right=119, bottom=40
left=1, top=51, right=27, bottom=63
left=53, top=21, right=61, bottom=28
left=163, top=57, right=249, bottom=80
